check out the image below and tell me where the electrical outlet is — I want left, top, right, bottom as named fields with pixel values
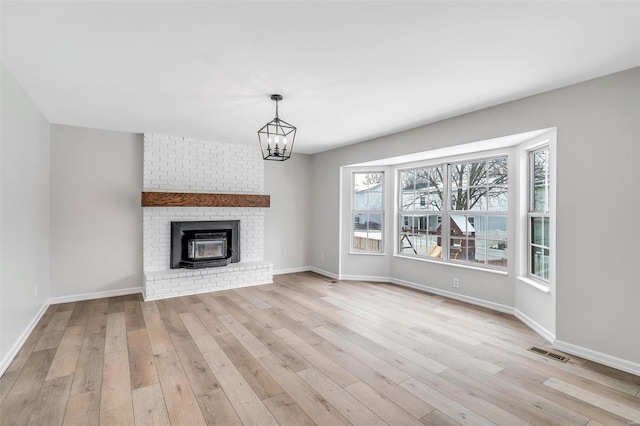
left=453, top=278, right=460, bottom=288
left=320, top=252, right=325, bottom=260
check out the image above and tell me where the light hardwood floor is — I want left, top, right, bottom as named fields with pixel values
left=1, top=272, right=639, bottom=425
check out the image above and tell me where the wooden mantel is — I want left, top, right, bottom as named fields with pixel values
left=141, top=192, right=270, bottom=208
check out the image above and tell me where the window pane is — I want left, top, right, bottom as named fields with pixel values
left=532, top=148, right=550, bottom=212
left=487, top=158, right=508, bottom=185
left=451, top=164, right=469, bottom=189
left=468, top=187, right=487, bottom=210
left=400, top=170, right=416, bottom=211
left=531, top=217, right=543, bottom=245
left=487, top=216, right=507, bottom=241
left=450, top=215, right=473, bottom=236
left=488, top=187, right=508, bottom=211
left=353, top=213, right=367, bottom=250
left=487, top=240, right=508, bottom=268
left=468, top=215, right=486, bottom=239
left=467, top=239, right=483, bottom=264
left=543, top=217, right=550, bottom=247
left=450, top=238, right=465, bottom=260
left=467, top=161, right=488, bottom=187
left=427, top=215, right=442, bottom=258
left=531, top=246, right=549, bottom=280
left=451, top=188, right=468, bottom=210
left=369, top=191, right=383, bottom=210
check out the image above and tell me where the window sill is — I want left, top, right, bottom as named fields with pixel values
left=350, top=251, right=386, bottom=256
left=393, top=254, right=508, bottom=276
left=517, top=276, right=551, bottom=293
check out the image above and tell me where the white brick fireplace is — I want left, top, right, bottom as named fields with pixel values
left=142, top=133, right=273, bottom=300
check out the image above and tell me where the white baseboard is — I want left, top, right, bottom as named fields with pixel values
left=48, top=286, right=143, bottom=304
left=273, top=266, right=312, bottom=276
left=553, top=340, right=640, bottom=377
left=0, top=302, right=49, bottom=377
left=389, top=277, right=514, bottom=315
left=308, top=267, right=340, bottom=280
left=514, top=309, right=555, bottom=343
left=339, top=274, right=392, bottom=283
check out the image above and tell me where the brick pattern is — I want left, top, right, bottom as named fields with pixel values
left=143, top=133, right=264, bottom=193
left=143, top=207, right=264, bottom=271
left=144, top=262, right=273, bottom=300
left=142, top=133, right=271, bottom=300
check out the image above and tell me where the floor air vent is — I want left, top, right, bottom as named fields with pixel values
left=528, top=346, right=570, bottom=363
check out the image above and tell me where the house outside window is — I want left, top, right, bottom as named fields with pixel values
left=352, top=172, right=384, bottom=252
left=529, top=147, right=550, bottom=281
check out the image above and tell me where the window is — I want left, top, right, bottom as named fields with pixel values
left=450, top=158, right=508, bottom=268
left=352, top=172, right=384, bottom=252
left=398, top=156, right=508, bottom=270
left=529, top=147, right=550, bottom=281
left=399, top=166, right=443, bottom=258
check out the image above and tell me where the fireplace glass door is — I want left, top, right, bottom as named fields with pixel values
left=187, top=234, right=227, bottom=260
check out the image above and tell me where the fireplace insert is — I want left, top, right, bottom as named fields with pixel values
left=170, top=220, right=240, bottom=269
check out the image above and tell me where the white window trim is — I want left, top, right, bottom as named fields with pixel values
left=395, top=151, right=510, bottom=272
left=351, top=171, right=385, bottom=254
left=516, top=133, right=556, bottom=293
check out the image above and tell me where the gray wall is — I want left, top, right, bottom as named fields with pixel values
left=310, top=67, right=640, bottom=366
left=265, top=155, right=312, bottom=272
left=49, top=125, right=143, bottom=297
left=1, top=64, right=51, bottom=368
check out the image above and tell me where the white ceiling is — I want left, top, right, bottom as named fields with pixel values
left=2, top=2, right=639, bottom=154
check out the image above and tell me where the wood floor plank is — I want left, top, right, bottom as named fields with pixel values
left=273, top=327, right=360, bottom=388
left=179, top=312, right=220, bottom=354
left=132, top=383, right=171, bottom=426
left=263, top=392, right=315, bottom=426
left=140, top=301, right=174, bottom=355
left=345, top=380, right=425, bottom=426
left=244, top=320, right=311, bottom=372
left=46, top=325, right=85, bottom=380
left=155, top=299, right=189, bottom=335
left=497, top=368, right=632, bottom=425
left=34, top=311, right=73, bottom=351
left=5, top=273, right=640, bottom=426
left=190, top=302, right=228, bottom=336
left=298, top=367, right=387, bottom=426
left=124, top=296, right=145, bottom=332
left=104, top=312, right=127, bottom=354
left=100, top=350, right=134, bottom=426
left=169, top=331, right=220, bottom=396
left=107, top=296, right=125, bottom=314
left=196, top=388, right=243, bottom=426
left=127, top=328, right=159, bottom=389
left=0, top=348, right=57, bottom=425
left=215, top=332, right=284, bottom=400
left=85, top=299, right=108, bottom=334
left=313, top=325, right=411, bottom=383
left=419, top=409, right=461, bottom=426
left=256, top=353, right=350, bottom=425
left=154, top=351, right=206, bottom=426
left=217, top=314, right=272, bottom=359
left=67, top=301, right=92, bottom=328
left=69, top=331, right=105, bottom=396
left=401, top=377, right=494, bottom=425
left=544, top=376, right=640, bottom=423
left=26, top=374, right=73, bottom=426
left=62, top=390, right=99, bottom=426
left=202, top=349, right=279, bottom=426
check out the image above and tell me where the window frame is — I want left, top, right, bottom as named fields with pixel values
left=527, top=146, right=551, bottom=283
left=396, top=155, right=509, bottom=272
left=351, top=171, right=385, bottom=254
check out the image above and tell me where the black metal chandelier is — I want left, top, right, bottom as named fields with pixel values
left=258, top=94, right=296, bottom=161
